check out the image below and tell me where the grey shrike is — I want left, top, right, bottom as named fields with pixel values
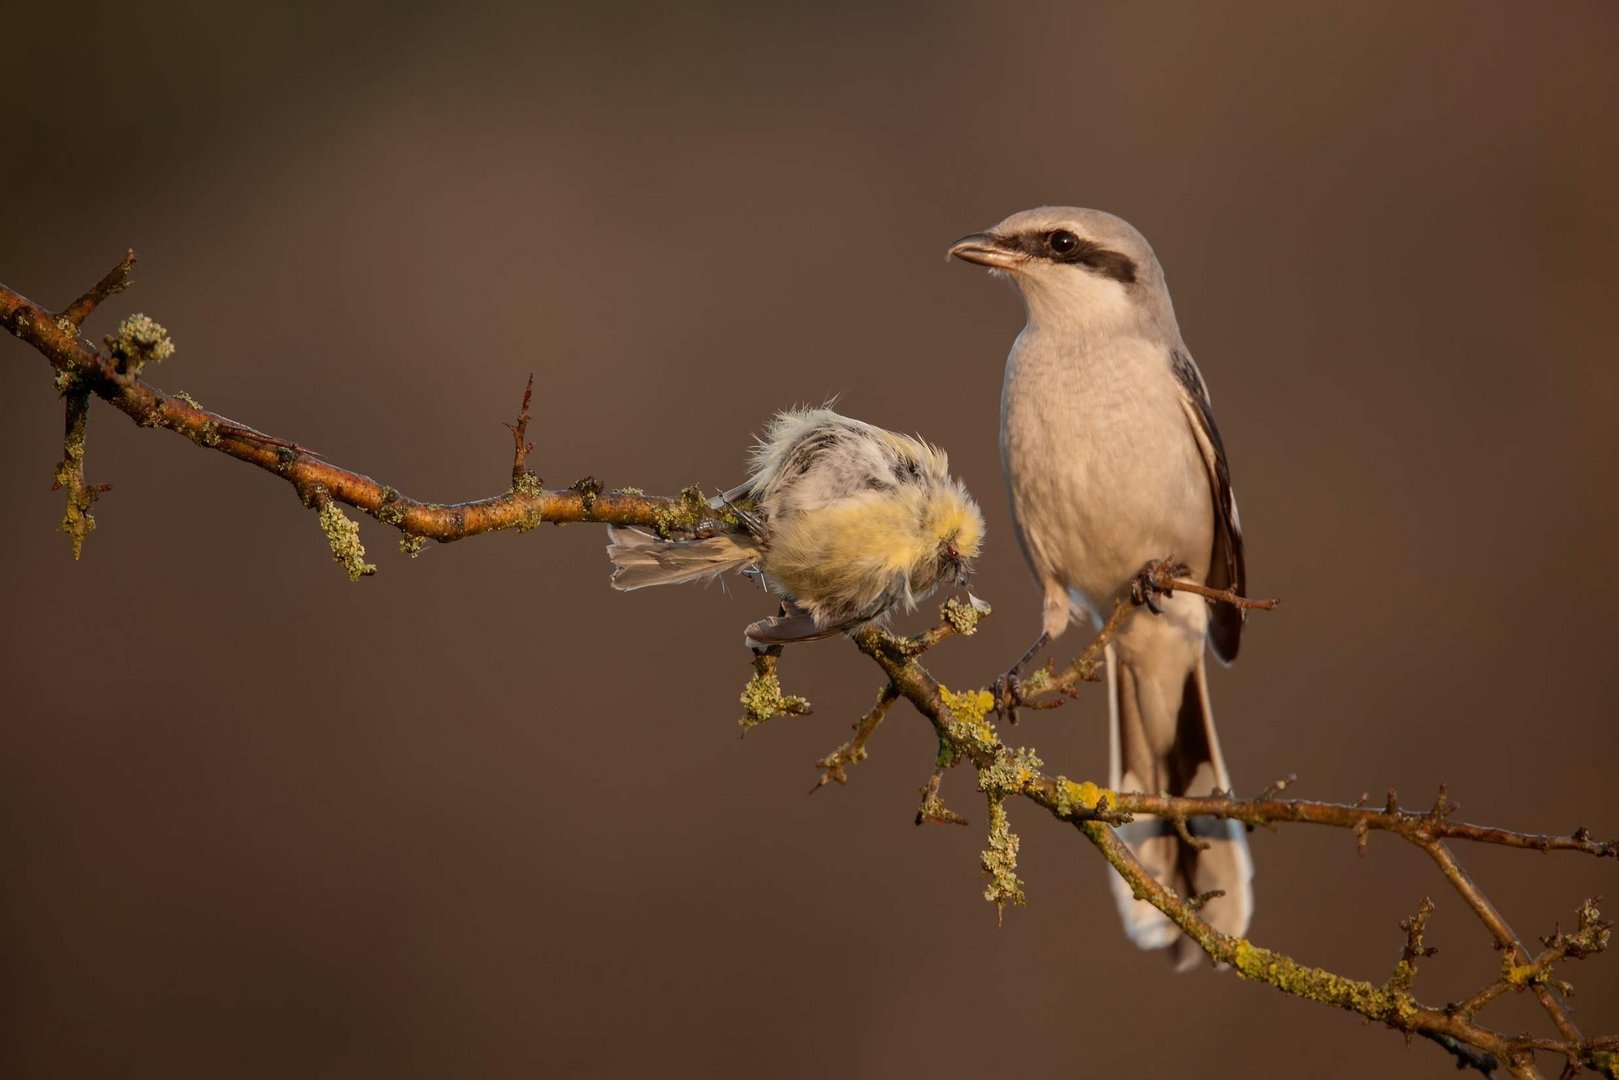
left=950, top=207, right=1253, bottom=968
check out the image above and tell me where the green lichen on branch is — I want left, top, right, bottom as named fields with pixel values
left=917, top=769, right=968, bottom=825
left=52, top=389, right=104, bottom=559
left=940, top=593, right=988, bottom=636
left=1500, top=897, right=1612, bottom=994
left=652, top=485, right=713, bottom=539
left=571, top=475, right=604, bottom=518
left=512, top=472, right=546, bottom=532
left=939, top=686, right=999, bottom=757
left=739, top=649, right=811, bottom=730
left=979, top=744, right=1044, bottom=799
left=374, top=486, right=406, bottom=526
left=316, top=497, right=376, bottom=581
left=399, top=534, right=427, bottom=557
left=104, top=313, right=174, bottom=376
left=1229, top=940, right=1419, bottom=1026
left=1388, top=898, right=1437, bottom=995
left=981, top=796, right=1026, bottom=918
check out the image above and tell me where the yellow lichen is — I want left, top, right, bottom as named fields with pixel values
left=652, top=485, right=710, bottom=539
left=317, top=499, right=376, bottom=581
left=1231, top=940, right=1413, bottom=1021
left=981, top=798, right=1026, bottom=918
left=941, top=686, right=993, bottom=725
left=399, top=534, right=426, bottom=557
left=374, top=487, right=406, bottom=526
left=739, top=663, right=811, bottom=730
left=1017, top=667, right=1054, bottom=695
left=1504, top=962, right=1538, bottom=987
left=1054, top=778, right=1112, bottom=815
left=53, top=446, right=95, bottom=559
left=940, top=686, right=999, bottom=755
left=978, top=745, right=1044, bottom=797
left=940, top=594, right=990, bottom=636
left=104, top=313, right=174, bottom=375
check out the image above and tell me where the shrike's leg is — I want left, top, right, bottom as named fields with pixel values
left=991, top=632, right=1049, bottom=716
left=991, top=579, right=1071, bottom=721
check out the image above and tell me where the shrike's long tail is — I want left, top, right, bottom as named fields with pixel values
left=1104, top=592, right=1253, bottom=970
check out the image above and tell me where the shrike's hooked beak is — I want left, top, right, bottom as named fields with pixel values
left=948, top=232, right=1023, bottom=270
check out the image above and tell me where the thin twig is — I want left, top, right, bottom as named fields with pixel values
left=504, top=373, right=536, bottom=487
left=1159, top=575, right=1280, bottom=611
left=2, top=254, right=744, bottom=557
left=1051, top=788, right=1619, bottom=858
left=839, top=586, right=1613, bottom=1078
left=58, top=250, right=135, bottom=328
left=916, top=768, right=969, bottom=826
left=50, top=385, right=110, bottom=558
left=812, top=684, right=897, bottom=791
left=1417, top=1030, right=1500, bottom=1077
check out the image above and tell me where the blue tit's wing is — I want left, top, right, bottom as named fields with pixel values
left=743, top=575, right=907, bottom=648
left=744, top=611, right=844, bottom=647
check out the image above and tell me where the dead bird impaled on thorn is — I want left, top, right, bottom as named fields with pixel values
left=606, top=407, right=985, bottom=648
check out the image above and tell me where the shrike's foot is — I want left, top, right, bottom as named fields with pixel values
left=1131, top=557, right=1191, bottom=614
left=990, top=670, right=1021, bottom=724
left=987, top=630, right=1053, bottom=723
left=989, top=666, right=1066, bottom=724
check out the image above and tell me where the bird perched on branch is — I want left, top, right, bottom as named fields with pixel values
left=606, top=408, right=984, bottom=648
left=950, top=207, right=1253, bottom=969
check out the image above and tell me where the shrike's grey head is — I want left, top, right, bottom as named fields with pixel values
left=949, top=206, right=1172, bottom=333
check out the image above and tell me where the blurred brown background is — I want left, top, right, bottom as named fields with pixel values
left=3, top=2, right=1616, bottom=1077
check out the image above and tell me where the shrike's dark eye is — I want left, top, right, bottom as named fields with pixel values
left=1048, top=230, right=1079, bottom=254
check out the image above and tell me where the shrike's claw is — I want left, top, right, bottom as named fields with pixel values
left=988, top=630, right=1053, bottom=723
left=992, top=670, right=1022, bottom=724
left=1131, top=557, right=1191, bottom=614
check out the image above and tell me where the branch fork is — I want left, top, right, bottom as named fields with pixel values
left=8, top=252, right=1615, bottom=1080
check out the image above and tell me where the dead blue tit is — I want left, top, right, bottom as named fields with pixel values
left=606, top=407, right=985, bottom=647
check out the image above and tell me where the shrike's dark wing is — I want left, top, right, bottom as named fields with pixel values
left=1170, top=349, right=1246, bottom=663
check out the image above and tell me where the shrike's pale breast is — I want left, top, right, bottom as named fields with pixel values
left=1001, top=331, right=1213, bottom=619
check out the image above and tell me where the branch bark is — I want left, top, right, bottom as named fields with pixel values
left=2, top=253, right=742, bottom=559
left=7, top=254, right=1615, bottom=1080
left=833, top=600, right=1615, bottom=1080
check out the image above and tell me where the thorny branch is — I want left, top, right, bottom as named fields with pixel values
left=1002, top=558, right=1280, bottom=711
left=7, top=255, right=1616, bottom=1080
left=51, top=384, right=109, bottom=559
left=829, top=592, right=1615, bottom=1079
left=2, top=253, right=744, bottom=564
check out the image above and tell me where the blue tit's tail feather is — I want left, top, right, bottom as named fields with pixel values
left=606, top=527, right=759, bottom=591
